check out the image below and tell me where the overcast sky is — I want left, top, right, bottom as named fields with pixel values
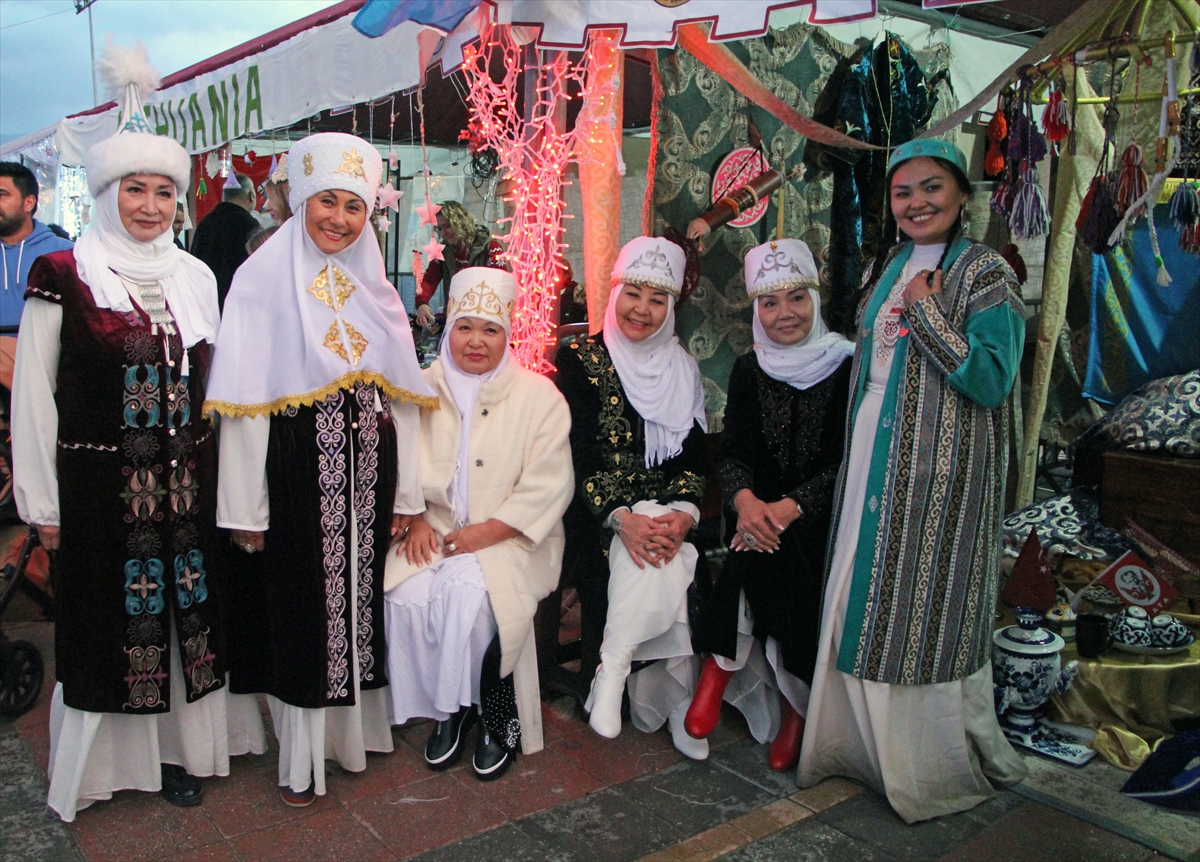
left=0, top=0, right=340, bottom=144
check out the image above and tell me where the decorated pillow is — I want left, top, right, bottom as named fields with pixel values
left=1002, top=488, right=1133, bottom=562
left=1089, top=369, right=1200, bottom=457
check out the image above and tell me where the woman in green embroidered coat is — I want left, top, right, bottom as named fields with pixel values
left=798, top=140, right=1028, bottom=823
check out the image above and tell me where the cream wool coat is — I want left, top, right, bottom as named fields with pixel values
left=384, top=357, right=573, bottom=754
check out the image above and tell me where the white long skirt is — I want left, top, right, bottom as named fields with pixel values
left=382, top=553, right=498, bottom=724
left=714, top=592, right=811, bottom=744
left=46, top=618, right=265, bottom=822
left=797, top=355, right=1026, bottom=824
left=605, top=501, right=699, bottom=733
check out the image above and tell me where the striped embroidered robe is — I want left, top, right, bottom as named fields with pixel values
left=831, top=239, right=1024, bottom=685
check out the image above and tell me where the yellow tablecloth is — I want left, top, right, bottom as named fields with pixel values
left=1049, top=639, right=1200, bottom=770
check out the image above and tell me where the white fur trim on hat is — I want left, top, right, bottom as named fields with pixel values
left=287, top=132, right=382, bottom=213
left=611, top=236, right=686, bottom=296
left=85, top=131, right=192, bottom=197
left=743, top=239, right=819, bottom=298
left=446, top=266, right=516, bottom=333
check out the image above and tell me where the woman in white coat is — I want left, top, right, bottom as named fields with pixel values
left=384, top=267, right=573, bottom=780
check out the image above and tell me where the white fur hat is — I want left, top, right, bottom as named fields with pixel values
left=743, top=239, right=819, bottom=298
left=287, top=133, right=382, bottom=213
left=611, top=236, right=686, bottom=296
left=446, top=267, right=516, bottom=333
left=85, top=39, right=191, bottom=197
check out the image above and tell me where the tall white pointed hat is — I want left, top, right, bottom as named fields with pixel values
left=84, top=36, right=191, bottom=197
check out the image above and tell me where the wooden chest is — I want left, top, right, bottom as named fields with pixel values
left=1100, top=450, right=1200, bottom=568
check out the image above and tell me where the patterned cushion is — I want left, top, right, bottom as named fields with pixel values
left=1002, top=488, right=1133, bottom=562
left=1091, top=369, right=1200, bottom=457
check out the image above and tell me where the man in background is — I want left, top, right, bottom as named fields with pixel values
left=190, top=172, right=259, bottom=309
left=0, top=162, right=73, bottom=329
left=172, top=202, right=187, bottom=250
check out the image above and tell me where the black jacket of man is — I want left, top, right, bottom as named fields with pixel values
left=190, top=201, right=260, bottom=310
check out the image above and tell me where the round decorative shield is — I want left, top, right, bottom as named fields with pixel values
left=711, top=147, right=771, bottom=228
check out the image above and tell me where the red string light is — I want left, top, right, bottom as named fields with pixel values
left=459, top=23, right=614, bottom=372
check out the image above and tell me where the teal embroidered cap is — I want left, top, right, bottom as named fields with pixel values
left=888, top=138, right=969, bottom=178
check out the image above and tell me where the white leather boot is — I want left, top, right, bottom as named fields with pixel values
left=586, top=645, right=635, bottom=739
left=669, top=697, right=710, bottom=761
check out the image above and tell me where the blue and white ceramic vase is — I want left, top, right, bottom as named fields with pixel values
left=992, top=607, right=1078, bottom=731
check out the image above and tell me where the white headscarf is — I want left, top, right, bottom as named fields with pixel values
left=204, top=133, right=435, bottom=416
left=752, top=288, right=853, bottom=390
left=442, top=342, right=510, bottom=529
left=73, top=182, right=218, bottom=348
left=603, top=284, right=706, bottom=468
left=440, top=267, right=516, bottom=527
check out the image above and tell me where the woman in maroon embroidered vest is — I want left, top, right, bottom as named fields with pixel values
left=11, top=45, right=232, bottom=822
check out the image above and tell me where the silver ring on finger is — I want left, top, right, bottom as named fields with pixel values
left=447, top=542, right=457, bottom=552
left=241, top=543, right=254, bottom=553
left=742, top=532, right=758, bottom=548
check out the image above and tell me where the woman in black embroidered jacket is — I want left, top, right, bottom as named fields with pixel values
left=555, top=236, right=711, bottom=760
left=685, top=239, right=852, bottom=773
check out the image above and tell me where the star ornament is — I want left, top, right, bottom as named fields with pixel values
left=423, top=237, right=445, bottom=262
left=415, top=197, right=441, bottom=227
left=377, top=184, right=404, bottom=212
left=376, top=214, right=392, bottom=232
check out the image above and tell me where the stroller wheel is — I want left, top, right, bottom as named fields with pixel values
left=0, top=639, right=44, bottom=718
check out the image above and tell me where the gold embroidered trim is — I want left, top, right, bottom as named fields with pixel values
left=335, top=149, right=366, bottom=179
left=303, top=153, right=314, bottom=176
left=203, top=372, right=439, bottom=418
left=609, top=273, right=681, bottom=296
left=323, top=321, right=350, bottom=364
left=446, top=278, right=513, bottom=321
left=746, top=278, right=819, bottom=300
left=343, top=321, right=368, bottom=365
left=308, top=267, right=356, bottom=312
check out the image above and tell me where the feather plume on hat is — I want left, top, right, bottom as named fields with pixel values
left=85, top=35, right=190, bottom=197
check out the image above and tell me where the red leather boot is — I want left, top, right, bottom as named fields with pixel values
left=684, top=656, right=735, bottom=739
left=767, top=695, right=805, bottom=771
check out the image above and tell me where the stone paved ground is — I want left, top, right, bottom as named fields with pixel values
left=1, top=608, right=1191, bottom=862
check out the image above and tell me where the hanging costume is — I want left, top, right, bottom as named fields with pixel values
left=205, top=132, right=436, bottom=798
left=11, top=47, right=252, bottom=821
left=799, top=139, right=1028, bottom=823
left=691, top=239, right=853, bottom=749
left=554, top=237, right=710, bottom=757
left=382, top=267, right=573, bottom=767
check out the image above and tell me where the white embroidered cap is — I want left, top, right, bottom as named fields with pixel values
left=287, top=132, right=382, bottom=213
left=743, top=238, right=819, bottom=298
left=446, top=266, right=517, bottom=334
left=611, top=236, right=686, bottom=296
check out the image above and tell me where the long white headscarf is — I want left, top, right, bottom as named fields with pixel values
left=204, top=197, right=435, bottom=416
left=752, top=288, right=853, bottom=390
left=441, top=343, right=510, bottom=528
left=603, top=284, right=706, bottom=468
left=73, top=183, right=219, bottom=348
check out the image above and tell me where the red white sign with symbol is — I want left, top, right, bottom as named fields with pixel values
left=1095, top=551, right=1179, bottom=617
left=711, top=147, right=771, bottom=228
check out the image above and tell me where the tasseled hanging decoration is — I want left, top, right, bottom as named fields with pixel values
left=1081, top=174, right=1121, bottom=254
left=1182, top=221, right=1200, bottom=254
left=1010, top=165, right=1050, bottom=239
left=1043, top=71, right=1070, bottom=148
left=411, top=248, right=425, bottom=286
left=1113, top=143, right=1149, bottom=217
left=1170, top=181, right=1199, bottom=232
left=985, top=93, right=1009, bottom=177
left=999, top=243, right=1028, bottom=285
left=991, top=177, right=1016, bottom=219
left=197, top=175, right=207, bottom=197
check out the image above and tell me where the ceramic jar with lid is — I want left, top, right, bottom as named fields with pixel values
left=992, top=607, right=1079, bottom=730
